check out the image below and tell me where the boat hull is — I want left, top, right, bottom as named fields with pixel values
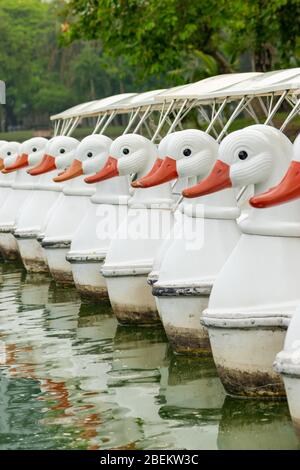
left=14, top=188, right=59, bottom=273
left=69, top=259, right=107, bottom=299
left=16, top=237, right=48, bottom=273
left=0, top=188, right=30, bottom=260
left=0, top=232, right=19, bottom=260
left=209, top=326, right=286, bottom=397
left=156, top=295, right=211, bottom=355
left=66, top=201, right=127, bottom=299
left=43, top=245, right=73, bottom=284
left=282, top=376, right=300, bottom=439
left=42, top=193, right=90, bottom=285
left=203, top=233, right=300, bottom=397
left=102, top=206, right=174, bottom=325
left=106, top=274, right=160, bottom=325
left=153, top=214, right=240, bottom=355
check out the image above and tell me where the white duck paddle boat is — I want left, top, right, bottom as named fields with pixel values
left=26, top=136, right=89, bottom=284
left=185, top=125, right=300, bottom=397
left=0, top=141, right=17, bottom=204
left=0, top=140, right=36, bottom=260
left=0, top=138, right=48, bottom=262
left=86, top=134, right=174, bottom=324
left=13, top=137, right=78, bottom=273
left=249, top=133, right=300, bottom=432
left=136, top=129, right=240, bottom=354
left=274, top=309, right=300, bottom=440
left=1, top=137, right=49, bottom=270
left=58, top=134, right=130, bottom=298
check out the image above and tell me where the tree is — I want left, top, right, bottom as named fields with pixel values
left=0, top=0, right=138, bottom=129
left=226, top=0, right=300, bottom=71
left=62, top=0, right=300, bottom=80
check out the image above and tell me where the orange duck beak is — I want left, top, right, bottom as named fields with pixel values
left=132, top=157, right=177, bottom=188
left=53, top=159, right=83, bottom=182
left=2, top=153, right=29, bottom=173
left=250, top=161, right=300, bottom=208
left=84, top=156, right=118, bottom=184
left=131, top=158, right=163, bottom=188
left=28, top=154, right=56, bottom=176
left=182, top=160, right=232, bottom=198
left=0, top=157, right=4, bottom=171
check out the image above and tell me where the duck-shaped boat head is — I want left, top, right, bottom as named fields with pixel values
left=0, top=141, right=20, bottom=171
left=182, top=125, right=298, bottom=236
left=2, top=137, right=48, bottom=173
left=250, top=133, right=300, bottom=209
left=0, top=140, right=7, bottom=166
left=85, top=134, right=174, bottom=205
left=28, top=137, right=79, bottom=176
left=182, top=125, right=292, bottom=197
left=84, top=134, right=158, bottom=184
left=131, top=129, right=217, bottom=188
left=53, top=135, right=112, bottom=182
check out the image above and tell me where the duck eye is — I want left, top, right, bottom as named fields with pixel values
left=32, top=147, right=37, bottom=152
left=87, top=152, right=93, bottom=158
left=122, top=148, right=130, bottom=155
left=238, top=150, right=248, bottom=160
left=183, top=148, right=192, bottom=157
left=7, top=151, right=11, bottom=156
left=59, top=148, right=66, bottom=154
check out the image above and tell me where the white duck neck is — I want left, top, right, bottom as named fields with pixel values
left=91, top=176, right=130, bottom=206
left=62, top=175, right=95, bottom=197
left=12, top=169, right=38, bottom=189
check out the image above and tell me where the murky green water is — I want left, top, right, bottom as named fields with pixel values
left=0, top=261, right=299, bottom=450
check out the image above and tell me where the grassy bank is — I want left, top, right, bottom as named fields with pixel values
left=0, top=126, right=124, bottom=142
left=1, top=114, right=299, bottom=143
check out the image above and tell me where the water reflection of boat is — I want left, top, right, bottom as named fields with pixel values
left=218, top=396, right=300, bottom=450
left=157, top=356, right=225, bottom=450
left=20, top=273, right=51, bottom=306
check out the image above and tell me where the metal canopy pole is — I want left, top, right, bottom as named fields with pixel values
left=92, top=113, right=108, bottom=134
left=244, top=102, right=260, bottom=123
left=151, top=100, right=176, bottom=142
left=67, top=116, right=80, bottom=136
left=53, top=120, right=61, bottom=137
left=99, top=110, right=117, bottom=135
left=264, top=90, right=288, bottom=125
left=167, top=99, right=188, bottom=134
left=217, top=96, right=249, bottom=142
left=206, top=98, right=228, bottom=134
left=60, top=119, right=69, bottom=135
left=123, top=106, right=142, bottom=134
left=258, top=96, right=274, bottom=126
left=198, top=106, right=219, bottom=138
left=280, top=97, right=300, bottom=131
left=61, top=118, right=75, bottom=136
left=133, top=105, right=152, bottom=134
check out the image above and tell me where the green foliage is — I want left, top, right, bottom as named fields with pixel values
left=64, top=0, right=300, bottom=79
left=226, top=0, right=300, bottom=71
left=0, top=0, right=137, bottom=129
left=0, top=0, right=299, bottom=132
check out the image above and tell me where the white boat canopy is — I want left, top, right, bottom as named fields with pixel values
left=51, top=69, right=300, bottom=139
left=0, top=81, right=5, bottom=104
left=79, top=89, right=169, bottom=117
left=156, top=72, right=262, bottom=102
left=50, top=93, right=136, bottom=121
left=207, top=68, right=300, bottom=99
left=50, top=88, right=181, bottom=137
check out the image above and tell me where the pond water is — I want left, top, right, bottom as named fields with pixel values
left=0, top=261, right=299, bottom=450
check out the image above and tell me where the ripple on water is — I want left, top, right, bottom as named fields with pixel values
left=0, top=261, right=299, bottom=450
